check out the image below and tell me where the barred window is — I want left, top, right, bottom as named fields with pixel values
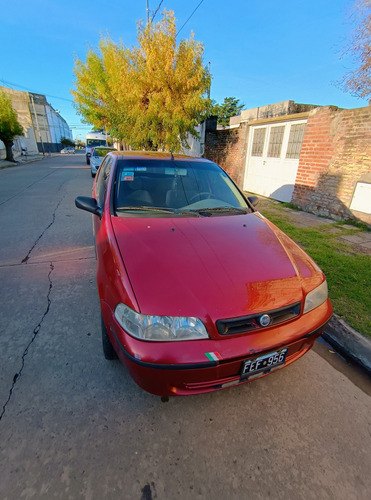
left=286, top=123, right=306, bottom=159
left=251, top=128, right=266, bottom=157
left=267, top=126, right=285, bottom=158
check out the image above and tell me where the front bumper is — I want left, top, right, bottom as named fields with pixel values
left=112, top=324, right=326, bottom=395
left=104, top=300, right=332, bottom=396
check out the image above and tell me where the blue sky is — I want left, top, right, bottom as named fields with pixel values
left=0, top=0, right=367, bottom=140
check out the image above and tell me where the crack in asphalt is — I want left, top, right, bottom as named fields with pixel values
left=21, top=198, right=63, bottom=264
left=0, top=196, right=64, bottom=421
left=0, top=262, right=54, bottom=422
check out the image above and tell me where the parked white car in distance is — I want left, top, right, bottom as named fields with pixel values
left=61, top=147, right=75, bottom=154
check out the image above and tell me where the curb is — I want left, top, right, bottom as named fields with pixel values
left=323, top=315, right=371, bottom=375
left=0, top=155, right=46, bottom=170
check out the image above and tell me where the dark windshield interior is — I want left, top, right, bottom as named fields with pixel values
left=114, top=159, right=249, bottom=217
left=93, top=148, right=113, bottom=157
left=87, top=139, right=106, bottom=147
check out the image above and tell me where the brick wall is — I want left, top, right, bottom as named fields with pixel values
left=204, top=123, right=249, bottom=187
left=292, top=105, right=371, bottom=223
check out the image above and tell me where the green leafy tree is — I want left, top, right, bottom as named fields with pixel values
left=211, top=97, right=245, bottom=127
left=0, top=90, right=23, bottom=162
left=72, top=10, right=211, bottom=152
left=60, top=137, right=75, bottom=147
left=340, top=0, right=371, bottom=100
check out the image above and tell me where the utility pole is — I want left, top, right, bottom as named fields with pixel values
left=146, top=0, right=149, bottom=24
left=207, top=61, right=211, bottom=100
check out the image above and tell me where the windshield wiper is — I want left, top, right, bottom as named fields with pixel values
left=193, top=207, right=249, bottom=216
left=115, top=206, right=202, bottom=216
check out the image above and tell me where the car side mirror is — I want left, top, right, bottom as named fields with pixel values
left=248, top=195, right=259, bottom=207
left=75, top=196, right=103, bottom=218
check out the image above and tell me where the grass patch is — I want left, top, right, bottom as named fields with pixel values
left=281, top=202, right=302, bottom=211
left=335, top=219, right=371, bottom=232
left=260, top=208, right=371, bottom=338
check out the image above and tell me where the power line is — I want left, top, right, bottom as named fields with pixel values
left=0, top=78, right=74, bottom=103
left=177, top=0, right=205, bottom=37
left=150, top=0, right=164, bottom=23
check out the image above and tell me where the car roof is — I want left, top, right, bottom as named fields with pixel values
left=107, top=151, right=211, bottom=163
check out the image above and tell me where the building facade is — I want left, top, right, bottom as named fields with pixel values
left=0, top=86, right=72, bottom=158
left=204, top=100, right=371, bottom=224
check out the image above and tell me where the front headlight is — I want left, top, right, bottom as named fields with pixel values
left=114, top=303, right=209, bottom=341
left=303, top=280, right=328, bottom=314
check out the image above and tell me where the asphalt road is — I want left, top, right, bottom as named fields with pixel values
left=0, top=154, right=370, bottom=500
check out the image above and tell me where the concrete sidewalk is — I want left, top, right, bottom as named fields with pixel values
left=256, top=196, right=371, bottom=254
left=0, top=153, right=47, bottom=170
left=255, top=195, right=371, bottom=374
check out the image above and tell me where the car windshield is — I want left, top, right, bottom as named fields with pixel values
left=87, top=139, right=106, bottom=147
left=114, top=159, right=250, bottom=217
left=93, top=148, right=112, bottom=157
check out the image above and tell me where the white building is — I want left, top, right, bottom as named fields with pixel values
left=0, top=86, right=72, bottom=158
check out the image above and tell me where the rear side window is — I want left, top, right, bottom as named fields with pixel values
left=96, top=156, right=113, bottom=207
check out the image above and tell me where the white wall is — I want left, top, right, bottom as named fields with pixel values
left=182, top=122, right=206, bottom=157
left=45, top=104, right=73, bottom=143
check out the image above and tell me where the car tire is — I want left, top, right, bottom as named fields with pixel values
left=101, top=314, right=118, bottom=360
left=91, top=171, right=95, bottom=178
left=86, top=157, right=90, bottom=165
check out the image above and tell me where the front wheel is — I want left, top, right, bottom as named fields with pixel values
left=86, top=156, right=90, bottom=165
left=101, top=314, right=118, bottom=360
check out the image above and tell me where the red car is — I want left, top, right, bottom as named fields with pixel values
left=75, top=151, right=332, bottom=397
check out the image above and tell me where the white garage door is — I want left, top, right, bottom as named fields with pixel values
left=243, top=119, right=307, bottom=202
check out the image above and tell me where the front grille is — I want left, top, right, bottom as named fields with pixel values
left=216, top=302, right=301, bottom=335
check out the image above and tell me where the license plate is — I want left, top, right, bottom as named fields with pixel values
left=241, top=348, right=288, bottom=377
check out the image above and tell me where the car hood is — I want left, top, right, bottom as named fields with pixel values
left=111, top=213, right=321, bottom=321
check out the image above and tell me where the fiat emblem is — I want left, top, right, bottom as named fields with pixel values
left=259, top=314, right=271, bottom=327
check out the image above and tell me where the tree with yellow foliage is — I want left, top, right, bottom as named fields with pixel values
left=72, top=11, right=211, bottom=152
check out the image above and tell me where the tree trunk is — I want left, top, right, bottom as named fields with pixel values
left=4, top=140, right=16, bottom=163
